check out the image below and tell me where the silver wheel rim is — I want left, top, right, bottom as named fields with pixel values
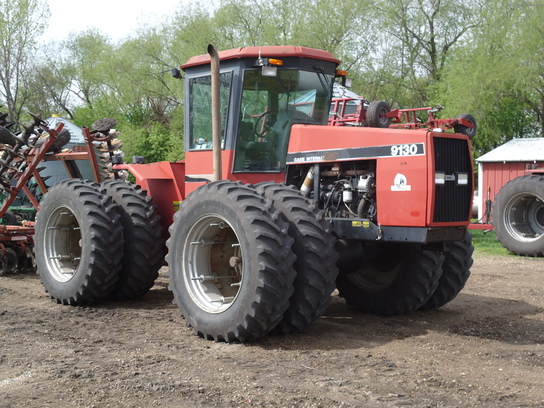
left=43, top=206, right=82, bottom=282
left=379, top=107, right=389, bottom=126
left=504, top=192, right=544, bottom=242
left=183, top=214, right=243, bottom=313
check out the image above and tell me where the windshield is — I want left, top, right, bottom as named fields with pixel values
left=233, top=69, right=333, bottom=172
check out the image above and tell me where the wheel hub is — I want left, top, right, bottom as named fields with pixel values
left=183, top=214, right=243, bottom=313
left=505, top=193, right=544, bottom=241
left=43, top=206, right=82, bottom=283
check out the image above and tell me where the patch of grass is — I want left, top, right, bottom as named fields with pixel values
left=469, top=229, right=512, bottom=256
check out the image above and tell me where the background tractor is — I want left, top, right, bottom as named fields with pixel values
left=492, top=173, right=544, bottom=257
left=1, top=45, right=475, bottom=342
left=468, top=138, right=544, bottom=257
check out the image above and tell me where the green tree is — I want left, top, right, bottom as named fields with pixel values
left=63, top=29, right=114, bottom=109
left=512, top=2, right=544, bottom=137
left=32, top=26, right=185, bottom=162
left=168, top=3, right=218, bottom=60
left=438, top=0, right=544, bottom=155
left=24, top=41, right=76, bottom=118
left=363, top=0, right=479, bottom=108
left=0, top=0, right=49, bottom=123
left=208, top=0, right=373, bottom=68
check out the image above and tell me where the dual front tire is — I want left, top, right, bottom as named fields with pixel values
left=167, top=181, right=296, bottom=342
left=166, top=181, right=339, bottom=342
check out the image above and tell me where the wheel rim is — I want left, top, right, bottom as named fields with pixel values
left=43, top=206, right=82, bottom=282
left=378, top=107, right=389, bottom=126
left=183, top=214, right=243, bottom=313
left=347, top=245, right=402, bottom=292
left=504, top=192, right=544, bottom=242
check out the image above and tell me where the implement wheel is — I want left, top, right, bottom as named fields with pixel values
left=34, top=179, right=124, bottom=305
left=33, top=128, right=71, bottom=152
left=367, top=100, right=392, bottom=128
left=493, top=174, right=544, bottom=256
left=453, top=113, right=477, bottom=139
left=256, top=182, right=338, bottom=334
left=336, top=242, right=444, bottom=315
left=167, top=181, right=296, bottom=342
left=420, top=231, right=473, bottom=310
left=102, top=180, right=165, bottom=300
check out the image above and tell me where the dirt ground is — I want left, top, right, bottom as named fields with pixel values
left=1, top=252, right=543, bottom=408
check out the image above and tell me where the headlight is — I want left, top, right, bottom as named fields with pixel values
left=457, top=173, right=469, bottom=186
left=435, top=172, right=446, bottom=185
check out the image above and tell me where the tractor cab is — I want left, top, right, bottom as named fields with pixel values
left=180, top=46, right=340, bottom=190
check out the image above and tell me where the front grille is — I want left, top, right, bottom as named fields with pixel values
left=433, top=136, right=472, bottom=223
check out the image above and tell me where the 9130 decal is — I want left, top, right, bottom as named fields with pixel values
left=391, top=144, right=419, bottom=156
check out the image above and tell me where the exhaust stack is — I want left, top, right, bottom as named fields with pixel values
left=208, top=44, right=222, bottom=181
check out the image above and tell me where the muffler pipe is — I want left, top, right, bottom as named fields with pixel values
left=208, top=44, right=222, bottom=181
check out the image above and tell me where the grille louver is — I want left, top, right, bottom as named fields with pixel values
left=433, top=137, right=472, bottom=223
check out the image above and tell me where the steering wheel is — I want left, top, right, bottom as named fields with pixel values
left=254, top=111, right=272, bottom=138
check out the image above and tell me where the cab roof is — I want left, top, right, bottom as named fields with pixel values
left=181, top=45, right=341, bottom=70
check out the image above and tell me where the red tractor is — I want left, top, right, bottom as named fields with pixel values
left=25, top=45, right=475, bottom=342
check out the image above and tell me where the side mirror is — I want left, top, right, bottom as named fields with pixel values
left=171, top=68, right=182, bottom=79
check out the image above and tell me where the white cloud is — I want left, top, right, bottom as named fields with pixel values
left=42, top=0, right=184, bottom=42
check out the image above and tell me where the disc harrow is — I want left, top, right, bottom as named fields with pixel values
left=0, top=109, right=122, bottom=274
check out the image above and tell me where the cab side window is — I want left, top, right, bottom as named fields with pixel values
left=188, top=72, right=232, bottom=150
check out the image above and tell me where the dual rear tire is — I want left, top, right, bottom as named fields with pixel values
left=336, top=242, right=445, bottom=315
left=102, top=180, right=164, bottom=300
left=34, top=179, right=163, bottom=305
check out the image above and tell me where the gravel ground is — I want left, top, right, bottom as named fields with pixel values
left=1, top=252, right=543, bottom=408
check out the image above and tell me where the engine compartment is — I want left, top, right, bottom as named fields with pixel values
left=288, top=160, right=377, bottom=221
